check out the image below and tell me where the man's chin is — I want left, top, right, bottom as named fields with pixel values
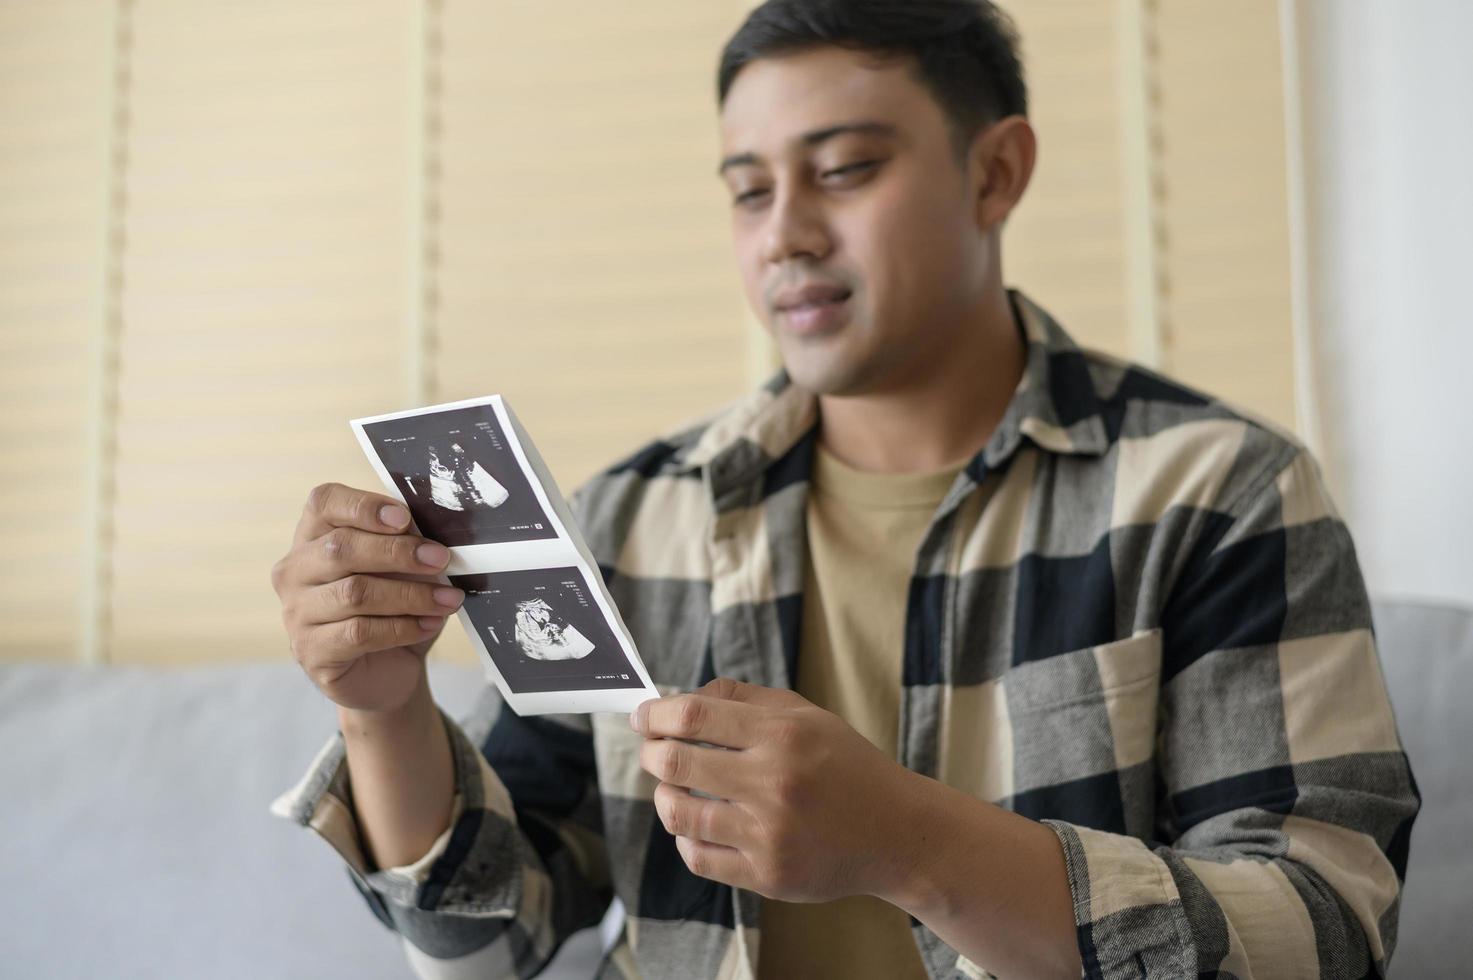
left=777, top=350, right=875, bottom=398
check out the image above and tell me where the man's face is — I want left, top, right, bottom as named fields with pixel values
left=719, top=46, right=994, bottom=397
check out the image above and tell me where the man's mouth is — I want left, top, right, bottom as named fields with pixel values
left=773, top=283, right=852, bottom=313
left=783, top=296, right=854, bottom=315
left=775, top=289, right=853, bottom=334
left=781, top=294, right=850, bottom=313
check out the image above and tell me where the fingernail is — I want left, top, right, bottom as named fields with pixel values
left=380, top=505, right=410, bottom=528
left=629, top=708, right=640, bottom=732
left=418, top=616, right=443, bottom=631
left=433, top=587, right=464, bottom=608
left=416, top=542, right=449, bottom=567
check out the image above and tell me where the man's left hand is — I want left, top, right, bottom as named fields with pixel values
left=630, top=676, right=919, bottom=904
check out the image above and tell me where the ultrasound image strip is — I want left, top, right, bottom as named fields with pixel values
left=354, top=396, right=655, bottom=709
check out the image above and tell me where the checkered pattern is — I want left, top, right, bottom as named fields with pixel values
left=273, top=292, right=1418, bottom=979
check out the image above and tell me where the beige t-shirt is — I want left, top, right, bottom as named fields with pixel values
left=757, top=443, right=964, bottom=980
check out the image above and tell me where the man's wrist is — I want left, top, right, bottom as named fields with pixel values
left=869, top=771, right=1084, bottom=980
left=337, top=674, right=436, bottom=740
left=868, top=767, right=960, bottom=919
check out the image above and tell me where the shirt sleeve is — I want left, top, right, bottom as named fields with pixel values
left=1043, top=447, right=1420, bottom=978
left=270, top=690, right=611, bottom=980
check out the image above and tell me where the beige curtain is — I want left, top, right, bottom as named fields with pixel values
left=0, top=0, right=1298, bottom=665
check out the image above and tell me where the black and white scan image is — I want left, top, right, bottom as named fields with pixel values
left=362, top=405, right=558, bottom=547
left=452, top=566, right=644, bottom=694
left=512, top=597, right=596, bottom=661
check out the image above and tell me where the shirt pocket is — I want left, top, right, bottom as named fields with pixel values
left=1004, top=628, right=1164, bottom=799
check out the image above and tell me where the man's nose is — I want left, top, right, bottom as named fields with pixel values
left=760, top=188, right=831, bottom=265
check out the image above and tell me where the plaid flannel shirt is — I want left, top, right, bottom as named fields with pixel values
left=273, top=291, right=1418, bottom=979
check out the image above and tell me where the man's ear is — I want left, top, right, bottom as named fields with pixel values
left=970, top=115, right=1037, bottom=231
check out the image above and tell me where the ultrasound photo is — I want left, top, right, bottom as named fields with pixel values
left=452, top=566, right=644, bottom=694
left=362, top=405, right=558, bottom=547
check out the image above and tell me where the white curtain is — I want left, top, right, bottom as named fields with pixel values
left=1295, top=0, right=1473, bottom=609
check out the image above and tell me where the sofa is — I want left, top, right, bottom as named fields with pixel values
left=1, top=599, right=1464, bottom=977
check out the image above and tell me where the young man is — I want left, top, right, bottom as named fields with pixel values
left=271, top=2, right=1417, bottom=977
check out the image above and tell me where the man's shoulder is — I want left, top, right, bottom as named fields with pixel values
left=1074, top=346, right=1312, bottom=519
left=1015, top=293, right=1309, bottom=500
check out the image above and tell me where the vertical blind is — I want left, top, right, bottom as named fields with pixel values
left=107, top=2, right=413, bottom=663
left=0, top=0, right=110, bottom=662
left=1154, top=0, right=1297, bottom=428
left=1005, top=0, right=1133, bottom=357
left=0, top=0, right=1300, bottom=665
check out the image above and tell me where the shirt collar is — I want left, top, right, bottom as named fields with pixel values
left=981, top=290, right=1110, bottom=466
left=680, top=289, right=1109, bottom=496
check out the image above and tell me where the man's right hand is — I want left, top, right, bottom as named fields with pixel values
left=271, top=482, right=465, bottom=714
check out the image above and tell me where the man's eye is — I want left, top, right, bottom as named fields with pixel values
left=733, top=188, right=770, bottom=207
left=820, top=161, right=879, bottom=181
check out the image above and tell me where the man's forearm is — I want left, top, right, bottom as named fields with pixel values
left=878, top=771, right=1082, bottom=980
left=338, top=671, right=455, bottom=871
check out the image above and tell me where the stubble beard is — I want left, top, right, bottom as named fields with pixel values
left=773, top=324, right=883, bottom=398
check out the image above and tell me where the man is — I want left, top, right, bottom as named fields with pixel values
left=270, top=2, right=1418, bottom=977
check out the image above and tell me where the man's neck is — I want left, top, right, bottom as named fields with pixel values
left=815, top=291, right=1025, bottom=474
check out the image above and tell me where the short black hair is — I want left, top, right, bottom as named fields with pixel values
left=717, top=0, right=1027, bottom=152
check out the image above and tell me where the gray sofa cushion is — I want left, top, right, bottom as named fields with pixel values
left=1371, top=599, right=1473, bottom=975
left=0, top=659, right=599, bottom=979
